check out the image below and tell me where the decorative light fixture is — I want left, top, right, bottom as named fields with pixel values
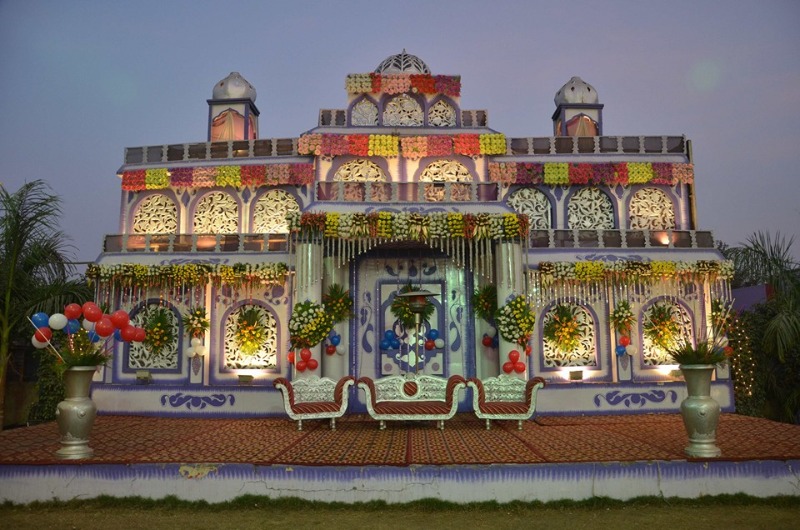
left=135, top=370, right=152, bottom=385
left=238, top=374, right=254, bottom=385
left=569, top=369, right=584, bottom=381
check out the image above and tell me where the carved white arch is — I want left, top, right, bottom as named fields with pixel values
left=132, top=194, right=178, bottom=234
left=508, top=188, right=552, bottom=229
left=224, top=305, right=278, bottom=369
left=642, top=302, right=694, bottom=366
left=420, top=160, right=473, bottom=201
left=333, top=159, right=387, bottom=182
left=253, top=190, right=300, bottom=234
left=128, top=304, right=180, bottom=370
left=193, top=192, right=239, bottom=234
left=629, top=188, right=676, bottom=230
left=351, top=99, right=378, bottom=126
left=428, top=100, right=456, bottom=127
left=568, top=188, right=614, bottom=230
left=383, top=94, right=423, bottom=126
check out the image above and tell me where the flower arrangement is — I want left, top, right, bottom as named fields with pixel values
left=182, top=306, right=209, bottom=339
left=473, top=285, right=497, bottom=322
left=669, top=336, right=730, bottom=366
left=643, top=302, right=680, bottom=351
left=323, top=283, right=353, bottom=324
left=494, top=295, right=536, bottom=346
left=216, top=166, right=241, bottom=187
left=610, top=300, right=636, bottom=336
left=289, top=301, right=334, bottom=349
left=86, top=262, right=289, bottom=290
left=344, top=73, right=461, bottom=96
left=143, top=307, right=176, bottom=357
left=486, top=162, right=695, bottom=187
left=236, top=306, right=268, bottom=355
left=543, top=163, right=569, bottom=185
left=543, top=304, right=582, bottom=352
left=390, top=284, right=434, bottom=329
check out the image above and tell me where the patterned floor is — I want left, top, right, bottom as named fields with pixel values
left=1, top=413, right=798, bottom=466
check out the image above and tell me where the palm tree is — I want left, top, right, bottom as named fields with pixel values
left=0, top=180, right=91, bottom=429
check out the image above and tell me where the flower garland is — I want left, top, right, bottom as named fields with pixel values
left=296, top=133, right=506, bottom=158
left=345, top=73, right=461, bottom=96
left=390, top=284, right=434, bottom=329
left=323, top=283, right=353, bottom=324
left=535, top=260, right=734, bottom=284
left=86, top=262, right=288, bottom=291
left=143, top=307, right=176, bottom=357
left=122, top=163, right=314, bottom=191
left=236, top=306, right=267, bottom=355
left=473, top=285, right=497, bottom=322
left=488, top=162, right=694, bottom=187
left=494, top=295, right=536, bottom=346
left=182, top=306, right=209, bottom=339
left=289, top=300, right=334, bottom=349
left=543, top=304, right=582, bottom=353
left=643, top=302, right=680, bottom=351
left=610, top=300, right=636, bottom=336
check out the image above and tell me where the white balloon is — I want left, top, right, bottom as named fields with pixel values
left=48, top=313, right=67, bottom=331
left=486, top=327, right=497, bottom=338
left=31, top=336, right=48, bottom=349
left=336, top=347, right=345, bottom=356
left=434, top=338, right=445, bottom=349
left=185, top=346, right=196, bottom=358
left=82, top=319, right=95, bottom=331
left=190, top=337, right=203, bottom=347
left=194, top=345, right=207, bottom=356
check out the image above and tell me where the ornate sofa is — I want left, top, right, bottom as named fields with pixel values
left=467, top=375, right=546, bottom=430
left=357, top=374, right=467, bottom=430
left=273, top=375, right=355, bottom=431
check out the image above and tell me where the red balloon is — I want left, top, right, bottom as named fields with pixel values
left=502, top=361, right=514, bottom=374
left=83, top=303, right=102, bottom=323
left=110, top=310, right=130, bottom=329
left=133, top=327, right=146, bottom=342
left=64, top=303, right=82, bottom=320
left=619, top=335, right=631, bottom=347
left=95, top=317, right=114, bottom=337
left=300, top=348, right=312, bottom=361
left=287, top=351, right=295, bottom=364
left=508, top=350, right=520, bottom=363
left=34, top=327, right=52, bottom=342
left=525, top=345, right=532, bottom=356
left=120, top=324, right=137, bottom=342
left=325, top=345, right=337, bottom=355
left=482, top=335, right=493, bottom=347
left=424, top=339, right=435, bottom=351
left=514, top=361, right=526, bottom=374
left=307, top=358, right=319, bottom=370
left=295, top=360, right=307, bottom=372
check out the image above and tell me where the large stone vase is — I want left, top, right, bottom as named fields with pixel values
left=55, top=366, right=98, bottom=459
left=679, top=364, right=721, bottom=458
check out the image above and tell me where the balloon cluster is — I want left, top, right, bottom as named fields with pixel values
left=185, top=337, right=207, bottom=358
left=379, top=330, right=402, bottom=350
left=481, top=326, right=499, bottom=348
left=615, top=334, right=632, bottom=357
left=287, top=348, right=318, bottom=372
left=30, top=302, right=146, bottom=350
left=502, top=350, right=526, bottom=374
left=379, top=328, right=445, bottom=351
left=324, top=331, right=344, bottom=356
left=423, top=328, right=445, bottom=351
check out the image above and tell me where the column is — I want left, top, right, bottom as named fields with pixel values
left=322, top=256, right=348, bottom=380
left=294, top=240, right=323, bottom=379
left=494, top=241, right=526, bottom=378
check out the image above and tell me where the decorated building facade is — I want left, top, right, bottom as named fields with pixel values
left=89, top=52, right=734, bottom=417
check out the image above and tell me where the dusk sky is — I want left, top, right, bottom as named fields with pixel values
left=1, top=0, right=798, bottom=263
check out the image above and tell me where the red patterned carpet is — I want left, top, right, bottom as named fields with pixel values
left=1, top=413, right=799, bottom=466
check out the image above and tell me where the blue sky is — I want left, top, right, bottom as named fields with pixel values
left=1, top=0, right=798, bottom=261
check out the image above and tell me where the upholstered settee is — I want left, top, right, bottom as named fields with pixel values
left=273, top=375, right=355, bottom=431
left=357, top=374, right=467, bottom=430
left=467, top=375, right=546, bottom=430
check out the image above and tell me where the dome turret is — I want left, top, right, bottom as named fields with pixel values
left=375, top=50, right=430, bottom=74
left=554, top=76, right=598, bottom=105
left=212, top=72, right=257, bottom=102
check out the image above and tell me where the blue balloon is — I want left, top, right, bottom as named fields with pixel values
left=65, top=319, right=81, bottom=334
left=427, top=329, right=439, bottom=340
left=114, top=329, right=122, bottom=341
left=87, top=330, right=101, bottom=343
left=31, top=312, right=49, bottom=328
left=330, top=334, right=341, bottom=346
left=390, top=338, right=401, bottom=349
left=329, top=330, right=337, bottom=338
left=380, top=338, right=391, bottom=350
left=384, top=330, right=396, bottom=341
left=616, top=345, right=627, bottom=357
left=492, top=336, right=499, bottom=347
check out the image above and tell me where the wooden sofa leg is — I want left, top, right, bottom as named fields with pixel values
left=330, top=418, right=336, bottom=430
left=379, top=420, right=386, bottom=430
left=485, top=419, right=491, bottom=430
left=297, top=420, right=303, bottom=431
left=517, top=420, right=523, bottom=430
left=438, top=420, right=444, bottom=430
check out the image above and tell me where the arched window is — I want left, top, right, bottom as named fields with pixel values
left=419, top=160, right=473, bottom=202
left=193, top=192, right=238, bottom=233
left=351, top=99, right=379, bottom=126
left=383, top=94, right=423, bottom=126
left=333, top=159, right=388, bottom=202
left=567, top=188, right=614, bottom=229
left=132, top=194, right=177, bottom=234
left=224, top=305, right=278, bottom=369
left=428, top=100, right=456, bottom=127
left=541, top=304, right=597, bottom=368
left=642, top=301, right=693, bottom=366
left=508, top=189, right=551, bottom=229
left=629, top=188, right=675, bottom=230
left=211, top=109, right=255, bottom=141
left=252, top=190, right=300, bottom=233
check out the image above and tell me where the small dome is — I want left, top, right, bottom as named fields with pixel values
left=212, top=72, right=257, bottom=101
left=375, top=49, right=430, bottom=74
left=554, top=76, right=599, bottom=105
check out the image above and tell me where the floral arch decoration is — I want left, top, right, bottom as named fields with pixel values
left=350, top=97, right=379, bottom=126
left=567, top=187, right=614, bottom=230
left=508, top=188, right=552, bottom=230
left=383, top=93, right=423, bottom=126
left=132, top=193, right=178, bottom=234
left=629, top=188, right=676, bottom=230
left=541, top=303, right=597, bottom=368
left=224, top=303, right=278, bottom=370
left=193, top=191, right=239, bottom=234
left=252, top=189, right=300, bottom=233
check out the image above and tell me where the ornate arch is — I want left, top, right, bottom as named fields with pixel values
left=567, top=188, right=614, bottom=230
left=350, top=97, right=379, bottom=126
left=132, top=193, right=178, bottom=234
left=641, top=300, right=694, bottom=366
left=508, top=188, right=552, bottom=229
left=193, top=191, right=239, bottom=234
left=427, top=99, right=457, bottom=127
left=383, top=94, right=423, bottom=126
left=419, top=159, right=473, bottom=202
left=224, top=304, right=278, bottom=369
left=541, top=304, right=597, bottom=368
left=333, top=159, right=387, bottom=182
left=252, top=190, right=300, bottom=233
left=629, top=188, right=676, bottom=230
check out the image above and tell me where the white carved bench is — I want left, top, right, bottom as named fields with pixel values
left=273, top=375, right=355, bottom=431
left=467, top=375, right=546, bottom=430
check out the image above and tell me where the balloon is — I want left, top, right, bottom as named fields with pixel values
left=114, top=329, right=122, bottom=341
left=616, top=345, right=627, bottom=357
left=133, top=327, right=147, bottom=342
left=64, top=303, right=82, bottom=320
left=31, top=312, right=49, bottom=328
left=190, top=337, right=203, bottom=347
left=300, top=348, right=312, bottom=361
left=502, top=361, right=514, bottom=374
left=110, top=310, right=130, bottom=329
left=525, top=345, right=532, bottom=356
left=195, top=344, right=207, bottom=355
left=486, top=327, right=497, bottom=338
left=287, top=351, right=295, bottom=364
left=82, top=303, right=102, bottom=322
left=619, top=335, right=631, bottom=347
left=723, top=346, right=734, bottom=357
left=390, top=338, right=400, bottom=349
left=508, top=350, right=520, bottom=363
left=34, top=327, right=52, bottom=342
left=336, top=347, right=345, bottom=355
left=295, top=360, right=307, bottom=372
left=185, top=346, right=196, bottom=358
left=514, top=361, right=526, bottom=373
left=427, top=329, right=439, bottom=340
left=380, top=339, right=391, bottom=350
left=434, top=338, right=445, bottom=349
left=307, top=358, right=319, bottom=370
left=330, top=334, right=341, bottom=346
left=48, top=313, right=68, bottom=331
left=82, top=319, right=95, bottom=331
left=424, top=339, right=435, bottom=351
left=31, top=336, right=48, bottom=349
left=95, top=317, right=114, bottom=337
left=87, top=330, right=101, bottom=343
left=384, top=330, right=396, bottom=341
left=65, top=319, right=81, bottom=334
left=325, top=345, right=337, bottom=355
left=492, top=336, right=499, bottom=347
left=120, top=324, right=137, bottom=342
left=482, top=335, right=493, bottom=347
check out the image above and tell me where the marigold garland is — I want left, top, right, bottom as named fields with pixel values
left=495, top=295, right=536, bottom=346
left=643, top=302, right=681, bottom=351
left=543, top=304, right=583, bottom=353
left=143, top=307, right=176, bottom=357
left=535, top=259, right=733, bottom=284
left=289, top=300, right=334, bottom=349
left=236, top=306, right=267, bottom=355
left=488, top=162, right=695, bottom=187
left=86, top=262, right=288, bottom=289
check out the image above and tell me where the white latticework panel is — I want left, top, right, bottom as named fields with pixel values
left=224, top=305, right=278, bottom=369
left=567, top=188, right=614, bottom=230
left=508, top=188, right=552, bottom=229
left=132, top=194, right=177, bottom=234
left=252, top=190, right=299, bottom=233
left=642, top=302, right=693, bottom=366
left=351, top=99, right=379, bottom=126
left=194, top=192, right=239, bottom=234
left=383, top=94, right=423, bottom=126
left=428, top=100, right=456, bottom=127
left=420, top=160, right=473, bottom=202
left=629, top=188, right=676, bottom=230
left=127, top=305, right=180, bottom=370
left=334, top=159, right=387, bottom=182
left=542, top=305, right=597, bottom=368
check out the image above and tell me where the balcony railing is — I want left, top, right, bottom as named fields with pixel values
left=529, top=229, right=714, bottom=249
left=103, top=233, right=289, bottom=253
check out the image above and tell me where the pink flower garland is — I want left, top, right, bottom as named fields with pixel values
left=673, top=163, right=694, bottom=184
left=170, top=167, right=194, bottom=188
left=401, top=136, right=428, bottom=160
left=192, top=167, right=217, bottom=188
left=651, top=163, right=674, bottom=185
left=427, top=135, right=453, bottom=156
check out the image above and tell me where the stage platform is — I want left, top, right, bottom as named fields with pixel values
left=1, top=413, right=798, bottom=504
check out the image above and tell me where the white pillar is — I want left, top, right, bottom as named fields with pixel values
left=494, top=241, right=526, bottom=378
left=322, top=256, right=348, bottom=380
left=294, top=240, right=324, bottom=379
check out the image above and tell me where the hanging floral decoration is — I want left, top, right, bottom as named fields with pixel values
left=323, top=283, right=353, bottom=324
left=143, top=307, right=177, bottom=357
left=473, top=285, right=497, bottom=323
left=236, top=306, right=268, bottom=355
left=488, top=162, right=694, bottom=187
left=86, top=262, right=289, bottom=290
left=543, top=304, right=582, bottom=353
left=121, top=163, right=314, bottom=192
left=610, top=300, right=636, bottom=337
left=288, top=301, right=334, bottom=349
left=182, top=306, right=209, bottom=339
left=390, top=284, right=435, bottom=329
left=643, top=302, right=681, bottom=351
left=495, top=295, right=536, bottom=346
left=534, top=260, right=734, bottom=285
